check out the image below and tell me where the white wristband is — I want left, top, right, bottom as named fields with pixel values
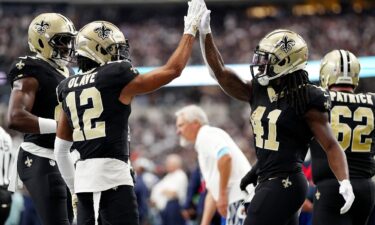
left=54, top=137, right=75, bottom=193
left=38, top=117, right=56, bottom=134
left=339, top=179, right=350, bottom=185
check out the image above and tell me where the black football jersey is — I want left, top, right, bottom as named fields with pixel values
left=8, top=56, right=70, bottom=149
left=249, top=81, right=330, bottom=179
left=57, top=61, right=139, bottom=161
left=311, top=91, right=375, bottom=183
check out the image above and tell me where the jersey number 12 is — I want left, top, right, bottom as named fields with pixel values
left=66, top=87, right=106, bottom=141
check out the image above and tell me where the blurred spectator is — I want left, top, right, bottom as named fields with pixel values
left=181, top=165, right=222, bottom=225
left=181, top=166, right=203, bottom=223
left=0, top=4, right=375, bottom=72
left=151, top=154, right=188, bottom=225
left=175, top=105, right=252, bottom=225
left=0, top=126, right=12, bottom=224
left=134, top=157, right=158, bottom=225
left=299, top=158, right=314, bottom=225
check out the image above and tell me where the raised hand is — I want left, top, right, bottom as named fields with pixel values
left=184, top=0, right=208, bottom=36
left=199, top=9, right=211, bottom=36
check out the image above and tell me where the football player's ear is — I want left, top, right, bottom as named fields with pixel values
left=183, top=0, right=207, bottom=37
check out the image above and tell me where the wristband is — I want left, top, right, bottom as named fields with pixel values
left=54, top=137, right=75, bottom=193
left=38, top=117, right=56, bottom=134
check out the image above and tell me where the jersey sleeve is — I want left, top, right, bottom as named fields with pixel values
left=7, top=57, right=44, bottom=87
left=306, top=85, right=331, bottom=113
left=102, top=61, right=139, bottom=89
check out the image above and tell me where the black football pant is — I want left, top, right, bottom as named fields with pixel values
left=313, top=178, right=375, bottom=225
left=0, top=186, right=12, bottom=224
left=77, top=185, right=139, bottom=225
left=18, top=148, right=73, bottom=225
left=244, top=172, right=308, bottom=225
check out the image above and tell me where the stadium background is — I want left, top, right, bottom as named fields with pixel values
left=0, top=0, right=374, bottom=224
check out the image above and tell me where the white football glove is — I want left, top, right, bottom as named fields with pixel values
left=338, top=179, right=355, bottom=214
left=199, top=9, right=216, bottom=80
left=242, top=184, right=255, bottom=205
left=184, top=0, right=207, bottom=36
left=200, top=10, right=211, bottom=36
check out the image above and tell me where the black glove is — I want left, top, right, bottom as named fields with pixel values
left=240, top=163, right=258, bottom=191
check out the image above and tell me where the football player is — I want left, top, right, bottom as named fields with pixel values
left=53, top=1, right=207, bottom=224
left=198, top=10, right=354, bottom=225
left=6, top=13, right=76, bottom=225
left=310, top=50, right=375, bottom=225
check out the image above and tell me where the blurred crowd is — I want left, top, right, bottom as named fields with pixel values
left=0, top=2, right=375, bottom=225
left=0, top=4, right=375, bottom=72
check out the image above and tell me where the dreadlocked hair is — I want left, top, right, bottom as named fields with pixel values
left=77, top=55, right=100, bottom=72
left=276, top=70, right=311, bottom=116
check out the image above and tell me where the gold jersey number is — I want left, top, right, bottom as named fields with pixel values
left=66, top=87, right=106, bottom=141
left=251, top=106, right=282, bottom=151
left=331, top=106, right=374, bottom=152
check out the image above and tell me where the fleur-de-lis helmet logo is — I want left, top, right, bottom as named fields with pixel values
left=34, top=20, right=50, bottom=34
left=94, top=24, right=112, bottom=40
left=276, top=35, right=295, bottom=53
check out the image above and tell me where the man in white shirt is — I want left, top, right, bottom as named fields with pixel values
left=175, top=105, right=254, bottom=225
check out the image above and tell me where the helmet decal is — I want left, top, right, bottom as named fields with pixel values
left=94, top=24, right=112, bottom=40
left=276, top=35, right=295, bottom=53
left=34, top=21, right=50, bottom=34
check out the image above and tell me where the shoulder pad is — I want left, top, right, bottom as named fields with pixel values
left=8, top=56, right=50, bottom=85
left=306, top=84, right=331, bottom=112
left=98, top=60, right=139, bottom=87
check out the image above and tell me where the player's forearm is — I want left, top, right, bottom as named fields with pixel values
left=163, top=34, right=195, bottom=78
left=325, top=143, right=349, bottom=181
left=204, top=34, right=226, bottom=79
left=7, top=109, right=41, bottom=133
left=203, top=34, right=250, bottom=102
